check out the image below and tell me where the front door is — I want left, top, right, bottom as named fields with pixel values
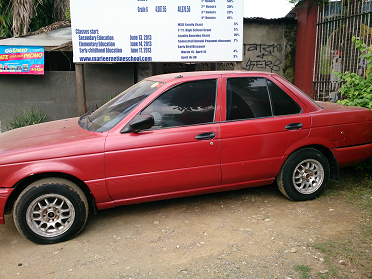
left=105, top=78, right=222, bottom=204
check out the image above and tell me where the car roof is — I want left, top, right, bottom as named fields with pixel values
left=146, top=71, right=276, bottom=83
left=144, top=71, right=323, bottom=113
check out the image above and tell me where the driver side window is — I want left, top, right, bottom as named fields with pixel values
left=140, top=79, right=217, bottom=129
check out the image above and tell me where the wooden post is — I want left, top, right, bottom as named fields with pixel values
left=75, top=63, right=87, bottom=116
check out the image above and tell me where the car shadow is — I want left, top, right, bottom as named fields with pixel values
left=83, top=183, right=285, bottom=234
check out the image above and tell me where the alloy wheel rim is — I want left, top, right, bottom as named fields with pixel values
left=292, top=159, right=324, bottom=194
left=26, top=194, right=75, bottom=238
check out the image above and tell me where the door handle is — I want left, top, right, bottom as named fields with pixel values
left=285, top=122, right=303, bottom=130
left=195, top=132, right=216, bottom=140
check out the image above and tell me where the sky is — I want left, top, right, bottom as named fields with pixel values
left=244, top=0, right=294, bottom=19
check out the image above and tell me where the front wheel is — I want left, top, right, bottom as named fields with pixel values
left=13, top=178, right=89, bottom=244
left=277, top=148, right=330, bottom=201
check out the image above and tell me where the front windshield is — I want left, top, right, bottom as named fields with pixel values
left=79, top=80, right=164, bottom=132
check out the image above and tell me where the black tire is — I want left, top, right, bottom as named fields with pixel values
left=276, top=148, right=330, bottom=201
left=13, top=178, right=89, bottom=244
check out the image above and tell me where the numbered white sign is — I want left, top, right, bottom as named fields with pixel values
left=70, top=0, right=243, bottom=63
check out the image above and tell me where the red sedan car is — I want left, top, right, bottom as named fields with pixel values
left=1, top=71, right=372, bottom=244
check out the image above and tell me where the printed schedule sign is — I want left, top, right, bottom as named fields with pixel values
left=70, top=0, right=243, bottom=63
left=0, top=46, right=44, bottom=75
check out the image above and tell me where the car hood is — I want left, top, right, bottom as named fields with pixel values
left=0, top=118, right=107, bottom=165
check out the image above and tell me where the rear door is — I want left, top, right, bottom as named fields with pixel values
left=220, top=75, right=311, bottom=185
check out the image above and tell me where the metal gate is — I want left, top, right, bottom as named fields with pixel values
left=313, top=0, right=372, bottom=101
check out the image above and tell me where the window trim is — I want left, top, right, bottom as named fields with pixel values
left=139, top=78, right=219, bottom=130
left=266, top=78, right=302, bottom=117
left=225, top=77, right=303, bottom=123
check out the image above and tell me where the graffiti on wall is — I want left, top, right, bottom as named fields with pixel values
left=243, top=43, right=283, bottom=73
left=195, top=62, right=235, bottom=71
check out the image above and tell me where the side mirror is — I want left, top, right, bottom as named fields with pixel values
left=121, top=115, right=154, bottom=133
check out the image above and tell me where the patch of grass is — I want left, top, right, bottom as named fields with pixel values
left=7, top=107, right=47, bottom=130
left=330, top=266, right=338, bottom=277
left=312, top=167, right=372, bottom=278
left=295, top=265, right=311, bottom=279
left=314, top=238, right=361, bottom=264
left=362, top=223, right=372, bottom=243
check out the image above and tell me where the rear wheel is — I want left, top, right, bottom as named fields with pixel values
left=13, top=178, right=88, bottom=244
left=277, top=148, right=330, bottom=201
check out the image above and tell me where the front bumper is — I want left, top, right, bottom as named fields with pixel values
left=0, top=188, right=13, bottom=224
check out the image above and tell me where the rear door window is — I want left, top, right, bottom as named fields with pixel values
left=267, top=80, right=301, bottom=116
left=226, top=77, right=301, bottom=121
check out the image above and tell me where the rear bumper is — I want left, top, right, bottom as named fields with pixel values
left=333, top=142, right=372, bottom=168
left=0, top=188, right=13, bottom=224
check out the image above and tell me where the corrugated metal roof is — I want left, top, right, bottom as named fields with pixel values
left=0, top=26, right=72, bottom=51
left=244, top=17, right=296, bottom=24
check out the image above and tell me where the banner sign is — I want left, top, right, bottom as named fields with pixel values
left=70, top=0, right=243, bottom=63
left=0, top=46, right=44, bottom=75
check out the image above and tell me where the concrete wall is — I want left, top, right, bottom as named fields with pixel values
left=242, top=18, right=297, bottom=83
left=0, top=63, right=134, bottom=132
left=0, top=72, right=77, bottom=132
left=84, top=63, right=134, bottom=110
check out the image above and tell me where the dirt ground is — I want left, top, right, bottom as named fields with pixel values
left=0, top=180, right=369, bottom=279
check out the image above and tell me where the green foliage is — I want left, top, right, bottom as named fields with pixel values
left=0, top=0, right=70, bottom=38
left=335, top=37, right=372, bottom=170
left=335, top=37, right=372, bottom=109
left=29, top=0, right=55, bottom=33
left=7, top=107, right=47, bottom=130
left=0, top=0, right=12, bottom=37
